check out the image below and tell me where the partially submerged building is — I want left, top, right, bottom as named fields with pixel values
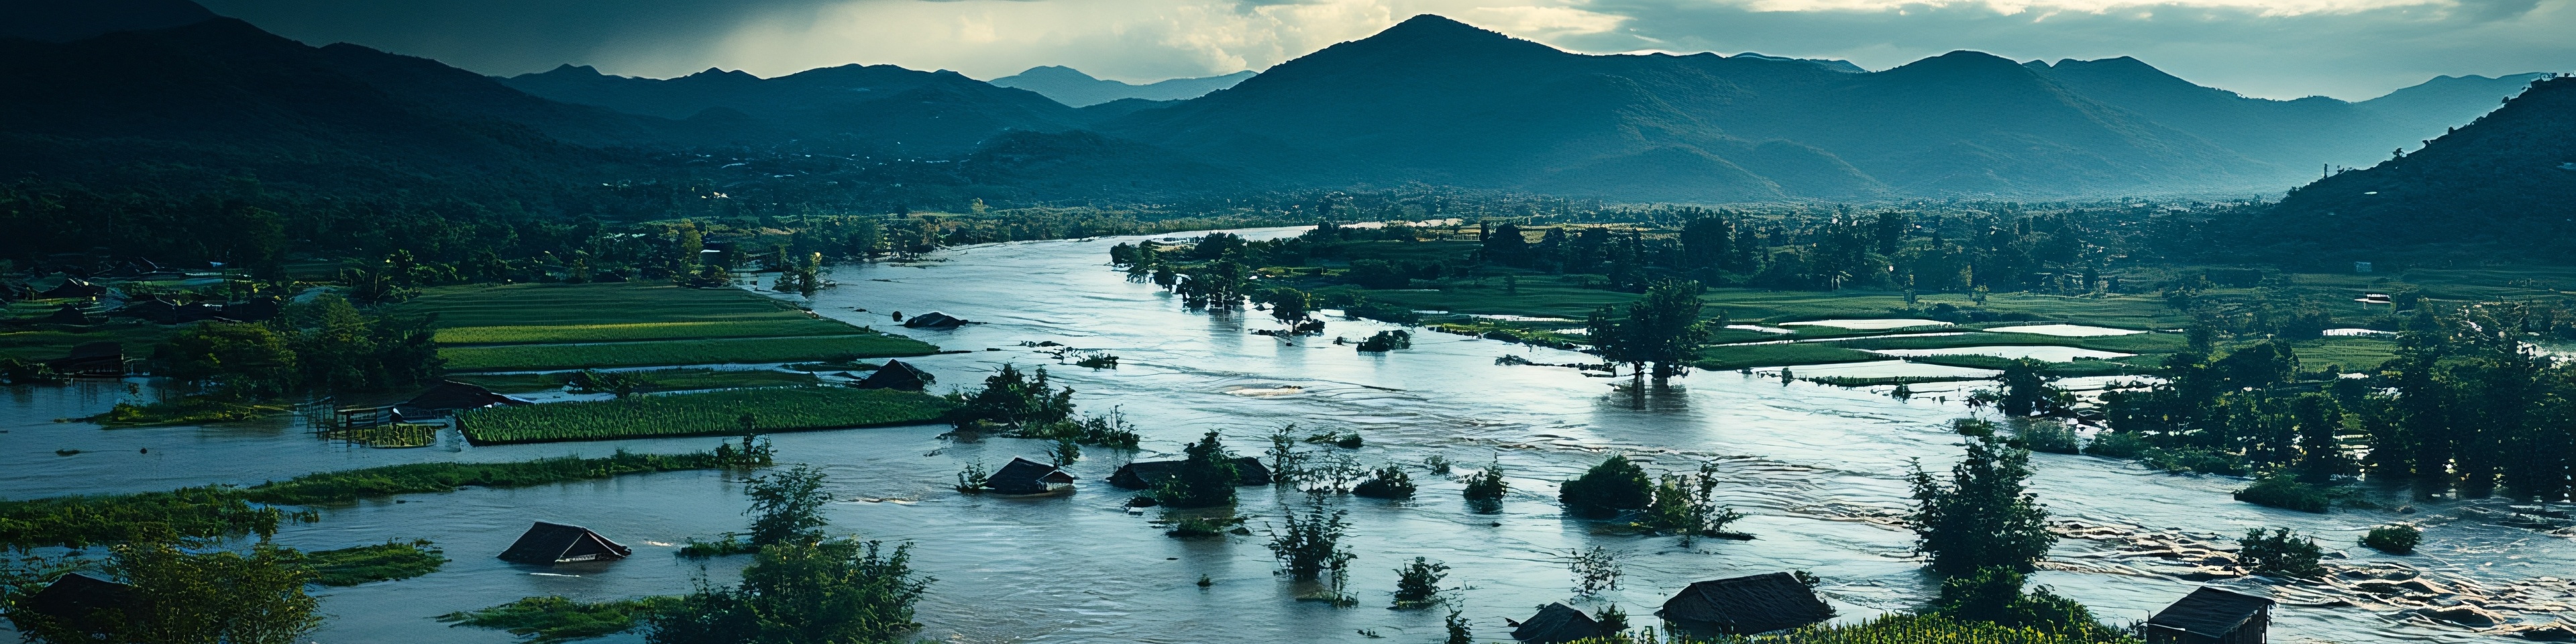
left=498, top=522, right=633, bottom=564
left=983, top=457, right=1077, bottom=495
left=394, top=380, right=531, bottom=419
left=1657, top=572, right=1835, bottom=635
left=1108, top=457, right=1273, bottom=489
left=45, top=341, right=124, bottom=377
left=1510, top=602, right=1603, bottom=643
left=2146, top=587, right=2274, bottom=644
left=23, top=573, right=136, bottom=635
left=900, top=311, right=967, bottom=329
left=854, top=360, right=934, bottom=390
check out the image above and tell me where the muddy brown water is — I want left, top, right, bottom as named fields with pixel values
left=5, top=227, right=2569, bottom=643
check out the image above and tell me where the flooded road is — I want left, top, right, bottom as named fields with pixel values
left=5, top=227, right=2568, bottom=643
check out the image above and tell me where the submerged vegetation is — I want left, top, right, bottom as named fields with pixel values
left=441, top=596, right=680, bottom=644
left=458, top=387, right=951, bottom=444
left=301, top=540, right=449, bottom=586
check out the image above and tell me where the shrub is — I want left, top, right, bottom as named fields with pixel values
left=2140, top=446, right=2250, bottom=476
left=744, top=465, right=832, bottom=547
left=1423, top=455, right=1454, bottom=474
left=2233, top=475, right=2330, bottom=513
left=1356, top=330, right=1413, bottom=352
left=1265, top=506, right=1354, bottom=584
left=1931, top=566, right=2109, bottom=635
left=1566, top=546, right=1621, bottom=596
left=953, top=462, right=989, bottom=494
left=2084, top=431, right=2147, bottom=458
left=1638, top=461, right=1748, bottom=543
left=2238, top=528, right=2324, bottom=577
left=1153, top=431, right=1241, bottom=508
left=644, top=539, right=928, bottom=644
left=1560, top=455, right=1654, bottom=519
left=1391, top=557, right=1448, bottom=608
left=2361, top=525, right=2421, bottom=554
left=1165, top=516, right=1236, bottom=539
left=1462, top=465, right=1509, bottom=502
left=441, top=596, right=676, bottom=644
left=301, top=540, right=447, bottom=586
left=2012, top=422, right=2080, bottom=455
left=1352, top=466, right=1417, bottom=499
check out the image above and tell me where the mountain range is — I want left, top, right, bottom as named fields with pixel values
left=987, top=66, right=1255, bottom=107
left=0, top=3, right=2552, bottom=203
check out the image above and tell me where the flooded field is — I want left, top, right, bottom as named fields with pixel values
left=5, top=227, right=2567, bottom=643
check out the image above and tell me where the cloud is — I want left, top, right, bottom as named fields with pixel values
left=197, top=0, right=2575, bottom=99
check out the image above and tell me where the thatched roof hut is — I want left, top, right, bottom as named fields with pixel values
left=2147, top=587, right=2273, bottom=644
left=23, top=573, right=136, bottom=635
left=984, top=457, right=1077, bottom=495
left=1108, top=457, right=1272, bottom=489
left=498, top=522, right=633, bottom=564
left=1511, top=602, right=1603, bottom=643
left=855, top=360, right=933, bottom=390
left=901, top=311, right=967, bottom=329
left=1657, top=572, right=1834, bottom=635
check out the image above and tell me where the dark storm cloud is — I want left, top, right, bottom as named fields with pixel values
left=195, top=0, right=843, bottom=74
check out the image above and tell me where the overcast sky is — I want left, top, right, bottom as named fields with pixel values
left=197, top=0, right=2573, bottom=101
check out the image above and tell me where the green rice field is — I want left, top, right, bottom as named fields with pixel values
left=401, top=282, right=936, bottom=371
left=457, top=387, right=954, bottom=445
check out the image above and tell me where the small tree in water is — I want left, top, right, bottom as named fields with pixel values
left=746, top=464, right=833, bottom=547
left=1155, top=431, right=1240, bottom=508
left=1266, top=504, right=1355, bottom=600
left=1640, top=461, right=1748, bottom=544
left=1391, top=557, right=1449, bottom=608
left=1908, top=434, right=2053, bottom=575
left=7, top=532, right=323, bottom=644
left=646, top=539, right=930, bottom=644
left=1560, top=454, right=1654, bottom=519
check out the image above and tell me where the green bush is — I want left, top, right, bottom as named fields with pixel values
left=1462, top=466, right=1509, bottom=503
left=2233, top=475, right=2330, bottom=513
left=2139, top=447, right=2250, bottom=476
left=2083, top=431, right=2147, bottom=458
left=1352, top=466, right=1416, bottom=499
left=2239, top=528, right=2325, bottom=577
left=2012, top=423, right=2080, bottom=455
left=1560, top=455, right=1654, bottom=519
left=301, top=540, right=446, bottom=586
left=442, top=596, right=676, bottom=644
left=2361, top=525, right=2421, bottom=554
left=1153, top=431, right=1240, bottom=508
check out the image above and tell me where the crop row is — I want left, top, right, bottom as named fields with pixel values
left=458, top=387, right=954, bottom=444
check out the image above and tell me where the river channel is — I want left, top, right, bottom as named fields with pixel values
left=4, top=227, right=2567, bottom=643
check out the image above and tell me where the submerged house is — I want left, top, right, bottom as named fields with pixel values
left=394, top=380, right=531, bottom=418
left=900, top=311, right=967, bottom=329
left=1108, top=457, right=1273, bottom=489
left=1511, top=602, right=1604, bottom=643
left=498, top=522, right=633, bottom=564
left=45, top=341, right=124, bottom=377
left=983, top=457, right=1078, bottom=495
left=1657, top=572, right=1835, bottom=635
left=40, top=278, right=107, bottom=299
left=855, top=360, right=934, bottom=390
left=2146, top=587, right=2274, bottom=644
left=23, top=573, right=136, bottom=635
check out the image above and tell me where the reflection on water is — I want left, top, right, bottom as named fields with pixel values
left=3, top=227, right=2563, bottom=643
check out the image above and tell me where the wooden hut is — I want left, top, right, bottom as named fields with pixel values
left=1108, top=457, right=1273, bottom=489
left=1511, top=602, right=1604, bottom=643
left=23, top=573, right=136, bottom=635
left=900, top=311, right=967, bottom=329
left=498, top=522, right=633, bottom=564
left=983, top=457, right=1077, bottom=495
left=2146, top=588, right=2273, bottom=644
left=44, top=341, right=124, bottom=377
left=393, top=380, right=529, bottom=418
left=855, top=360, right=934, bottom=390
left=1657, top=572, right=1835, bottom=635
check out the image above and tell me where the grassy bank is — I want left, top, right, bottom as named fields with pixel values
left=400, top=282, right=936, bottom=372
left=457, top=387, right=953, bottom=445
left=0, top=451, right=753, bottom=548
left=449, top=368, right=821, bottom=394
left=439, top=596, right=676, bottom=644
left=304, top=540, right=447, bottom=586
left=87, top=397, right=290, bottom=427
left=440, top=335, right=934, bottom=372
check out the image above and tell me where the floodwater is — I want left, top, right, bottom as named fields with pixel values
left=1779, top=319, right=1954, bottom=330
left=5, top=227, right=2571, bottom=644
left=1868, top=347, right=2139, bottom=362
left=1985, top=325, right=2147, bottom=337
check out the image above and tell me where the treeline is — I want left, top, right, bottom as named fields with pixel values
left=2101, top=302, right=2576, bottom=502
